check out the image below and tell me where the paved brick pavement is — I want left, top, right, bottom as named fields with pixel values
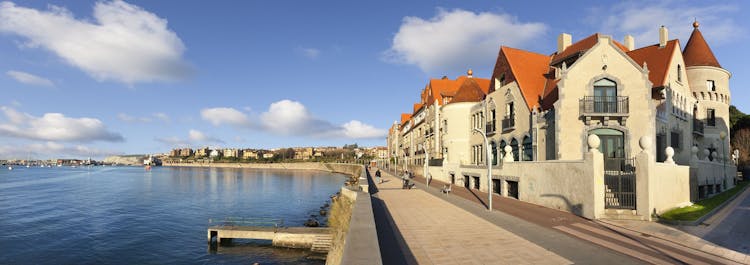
left=371, top=170, right=571, bottom=265
left=390, top=169, right=744, bottom=264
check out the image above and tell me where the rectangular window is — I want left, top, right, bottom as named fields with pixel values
left=707, top=108, right=716, bottom=126
left=707, top=80, right=716, bottom=91
left=670, top=131, right=680, bottom=149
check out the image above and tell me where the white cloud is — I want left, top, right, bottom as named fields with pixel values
left=201, top=107, right=252, bottom=127
left=588, top=2, right=741, bottom=47
left=155, top=129, right=222, bottom=147
left=117, top=112, right=169, bottom=123
left=6, top=70, right=54, bottom=87
left=188, top=129, right=222, bottom=143
left=0, top=141, right=119, bottom=159
left=0, top=106, right=124, bottom=142
left=117, top=113, right=151, bottom=123
left=201, top=100, right=387, bottom=139
left=383, top=8, right=547, bottom=74
left=0, top=1, right=191, bottom=84
left=295, top=47, right=320, bottom=59
left=341, top=120, right=388, bottom=139
left=154, top=136, right=186, bottom=147
left=153, top=112, right=170, bottom=122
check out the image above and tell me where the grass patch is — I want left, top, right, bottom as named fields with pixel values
left=660, top=180, right=749, bottom=221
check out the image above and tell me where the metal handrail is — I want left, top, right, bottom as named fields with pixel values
left=579, top=96, right=629, bottom=114
left=502, top=115, right=515, bottom=130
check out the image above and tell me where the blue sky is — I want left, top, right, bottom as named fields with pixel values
left=0, top=0, right=748, bottom=159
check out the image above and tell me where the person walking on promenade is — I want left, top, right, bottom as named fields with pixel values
left=402, top=171, right=409, bottom=189
left=375, top=169, right=382, bottom=184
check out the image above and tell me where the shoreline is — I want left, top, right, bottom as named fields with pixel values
left=163, top=162, right=332, bottom=171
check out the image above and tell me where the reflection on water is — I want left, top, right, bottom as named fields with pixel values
left=0, top=166, right=346, bottom=264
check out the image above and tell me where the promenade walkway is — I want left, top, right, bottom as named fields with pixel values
left=392, top=170, right=745, bottom=264
left=370, top=170, right=571, bottom=265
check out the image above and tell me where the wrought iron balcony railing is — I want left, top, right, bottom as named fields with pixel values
left=502, top=115, right=515, bottom=131
left=486, top=121, right=496, bottom=135
left=579, top=96, right=629, bottom=116
left=693, top=119, right=704, bottom=135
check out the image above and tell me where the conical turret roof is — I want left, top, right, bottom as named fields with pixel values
left=683, top=22, right=721, bottom=68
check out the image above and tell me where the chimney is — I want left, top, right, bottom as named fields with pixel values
left=557, top=33, right=571, bottom=53
left=659, top=25, right=668, bottom=47
left=624, top=34, right=634, bottom=50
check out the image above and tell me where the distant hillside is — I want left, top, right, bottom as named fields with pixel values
left=104, top=155, right=146, bottom=166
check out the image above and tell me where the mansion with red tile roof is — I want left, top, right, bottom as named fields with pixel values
left=384, top=22, right=736, bottom=221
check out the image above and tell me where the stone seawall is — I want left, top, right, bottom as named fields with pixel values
left=164, top=162, right=331, bottom=171
left=171, top=162, right=381, bottom=264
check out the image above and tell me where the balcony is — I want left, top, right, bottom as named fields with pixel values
left=502, top=115, right=515, bottom=131
left=693, top=119, right=704, bottom=135
left=579, top=96, right=629, bottom=125
left=486, top=121, right=496, bottom=135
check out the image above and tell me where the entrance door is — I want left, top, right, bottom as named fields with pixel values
left=592, top=128, right=624, bottom=171
left=450, top=174, right=455, bottom=184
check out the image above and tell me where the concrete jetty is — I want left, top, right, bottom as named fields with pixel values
left=207, top=226, right=332, bottom=253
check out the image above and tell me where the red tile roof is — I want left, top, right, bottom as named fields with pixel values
left=450, top=78, right=486, bottom=103
left=400, top=113, right=411, bottom=125
left=626, top=39, right=679, bottom=87
left=551, top=33, right=630, bottom=65
left=502, top=46, right=552, bottom=110
left=683, top=26, right=721, bottom=68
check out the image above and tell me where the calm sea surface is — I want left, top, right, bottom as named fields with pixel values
left=0, top=166, right=347, bottom=264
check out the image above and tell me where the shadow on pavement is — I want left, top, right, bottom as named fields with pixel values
left=370, top=195, right=418, bottom=265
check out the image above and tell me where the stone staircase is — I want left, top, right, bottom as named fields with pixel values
left=603, top=186, right=645, bottom=220
left=605, top=186, right=621, bottom=207
left=310, top=234, right=333, bottom=253
left=603, top=209, right=646, bottom=221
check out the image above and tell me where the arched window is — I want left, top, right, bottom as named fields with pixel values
left=490, top=141, right=498, bottom=165
left=510, top=138, right=519, bottom=161
left=499, top=140, right=507, bottom=159
left=522, top=136, right=532, bottom=161
left=593, top=78, right=617, bottom=112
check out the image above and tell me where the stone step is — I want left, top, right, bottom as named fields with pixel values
left=310, top=234, right=333, bottom=253
left=602, top=209, right=646, bottom=221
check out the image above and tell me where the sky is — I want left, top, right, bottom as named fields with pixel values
left=0, top=0, right=748, bottom=159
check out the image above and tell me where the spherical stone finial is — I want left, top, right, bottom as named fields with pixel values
left=720, top=131, right=727, bottom=139
left=712, top=151, right=718, bottom=162
left=639, top=136, right=652, bottom=151
left=503, top=146, right=513, bottom=162
left=467, top=69, right=473, bottom=76
left=693, top=20, right=700, bottom=28
left=587, top=134, right=601, bottom=151
left=665, top=147, right=675, bottom=164
left=691, top=146, right=699, bottom=155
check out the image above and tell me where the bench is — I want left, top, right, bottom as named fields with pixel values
left=441, top=184, right=452, bottom=195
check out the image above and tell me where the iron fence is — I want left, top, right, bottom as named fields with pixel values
left=604, top=157, right=636, bottom=209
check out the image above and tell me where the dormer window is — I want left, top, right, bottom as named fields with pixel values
left=707, top=80, right=716, bottom=91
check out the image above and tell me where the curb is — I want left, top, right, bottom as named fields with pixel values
left=658, top=182, right=749, bottom=226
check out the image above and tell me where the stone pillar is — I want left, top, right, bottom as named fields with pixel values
left=585, top=134, right=605, bottom=219
left=635, top=136, right=656, bottom=221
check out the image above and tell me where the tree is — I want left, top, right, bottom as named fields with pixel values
left=730, top=105, right=746, bottom=129
left=731, top=128, right=750, bottom=169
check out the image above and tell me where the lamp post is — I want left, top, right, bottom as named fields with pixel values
left=720, top=131, right=727, bottom=189
left=472, top=97, right=494, bottom=211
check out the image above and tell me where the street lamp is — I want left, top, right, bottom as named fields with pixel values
left=472, top=97, right=494, bottom=211
left=720, top=131, right=727, bottom=190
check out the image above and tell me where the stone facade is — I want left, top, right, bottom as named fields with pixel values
left=383, top=22, right=737, bottom=220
